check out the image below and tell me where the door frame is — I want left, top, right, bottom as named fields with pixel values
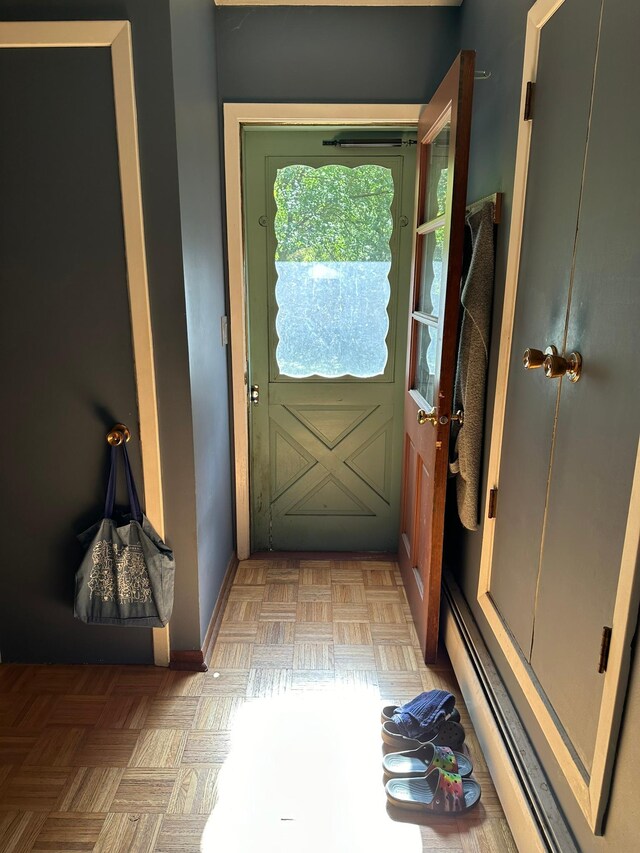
left=223, top=103, right=420, bottom=560
left=1, top=21, right=169, bottom=667
left=476, top=0, right=640, bottom=832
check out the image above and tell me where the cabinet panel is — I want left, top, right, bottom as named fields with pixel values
left=489, top=0, right=603, bottom=657
left=530, top=0, right=640, bottom=773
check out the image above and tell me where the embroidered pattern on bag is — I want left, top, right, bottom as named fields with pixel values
left=88, top=540, right=152, bottom=603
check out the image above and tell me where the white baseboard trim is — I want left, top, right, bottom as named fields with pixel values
left=442, top=572, right=577, bottom=853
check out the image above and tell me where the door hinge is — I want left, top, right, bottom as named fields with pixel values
left=488, top=488, right=498, bottom=519
left=523, top=82, right=534, bottom=121
left=598, top=626, right=612, bottom=674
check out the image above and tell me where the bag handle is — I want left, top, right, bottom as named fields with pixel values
left=104, top=444, right=143, bottom=523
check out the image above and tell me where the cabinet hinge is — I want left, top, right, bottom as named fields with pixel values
left=524, top=82, right=535, bottom=121
left=598, top=626, right=612, bottom=674
left=488, top=488, right=498, bottom=519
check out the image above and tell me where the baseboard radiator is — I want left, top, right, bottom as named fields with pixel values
left=442, top=571, right=578, bottom=853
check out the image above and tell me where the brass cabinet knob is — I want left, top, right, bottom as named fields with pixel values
left=106, top=423, right=131, bottom=446
left=543, top=351, right=582, bottom=383
left=523, top=345, right=557, bottom=369
left=417, top=408, right=438, bottom=426
left=523, top=348, right=545, bottom=369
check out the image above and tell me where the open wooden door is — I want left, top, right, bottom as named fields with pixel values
left=399, top=51, right=475, bottom=663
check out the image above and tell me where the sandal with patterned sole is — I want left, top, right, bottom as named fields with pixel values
left=383, top=742, right=473, bottom=779
left=386, top=767, right=481, bottom=814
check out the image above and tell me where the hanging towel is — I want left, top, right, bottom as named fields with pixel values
left=449, top=201, right=495, bottom=531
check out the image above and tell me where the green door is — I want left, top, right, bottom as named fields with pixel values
left=244, top=129, right=416, bottom=551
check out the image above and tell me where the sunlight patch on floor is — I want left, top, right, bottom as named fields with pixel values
left=201, top=685, right=423, bottom=853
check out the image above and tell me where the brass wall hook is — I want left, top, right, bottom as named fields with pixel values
left=106, top=423, right=131, bottom=446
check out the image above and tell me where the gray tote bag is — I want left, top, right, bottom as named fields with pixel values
left=74, top=443, right=175, bottom=627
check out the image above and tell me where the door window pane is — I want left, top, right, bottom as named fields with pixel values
left=274, top=164, right=394, bottom=379
left=423, top=122, right=450, bottom=222
left=417, top=226, right=445, bottom=316
left=412, top=321, right=437, bottom=405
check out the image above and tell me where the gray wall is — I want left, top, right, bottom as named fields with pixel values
left=0, top=0, right=220, bottom=657
left=0, top=45, right=153, bottom=664
left=169, top=0, right=234, bottom=644
left=450, top=0, right=640, bottom=849
left=216, top=6, right=460, bottom=103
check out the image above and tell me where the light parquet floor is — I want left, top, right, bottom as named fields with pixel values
left=0, top=558, right=516, bottom=852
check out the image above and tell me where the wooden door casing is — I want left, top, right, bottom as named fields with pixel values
left=399, top=52, right=475, bottom=663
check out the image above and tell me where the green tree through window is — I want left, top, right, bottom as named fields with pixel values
left=274, top=164, right=393, bottom=263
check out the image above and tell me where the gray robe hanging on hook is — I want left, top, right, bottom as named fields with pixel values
left=450, top=201, right=495, bottom=530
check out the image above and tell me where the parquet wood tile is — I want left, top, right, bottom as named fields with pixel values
left=331, top=582, right=367, bottom=604
left=129, top=730, right=187, bottom=769
left=0, top=557, right=514, bottom=853
left=221, top=600, right=262, bottom=622
left=227, top=584, right=265, bottom=602
left=0, top=696, right=31, bottom=728
left=24, top=728, right=85, bottom=767
left=296, top=601, right=332, bottom=622
left=17, top=696, right=58, bottom=730
left=95, top=695, right=150, bottom=729
left=111, top=769, right=177, bottom=813
left=255, top=620, right=295, bottom=645
left=193, top=697, right=243, bottom=731
left=199, top=671, right=249, bottom=696
left=258, top=602, right=297, bottom=621
left=155, top=815, right=210, bottom=852
left=297, top=584, right=332, bottom=602
left=58, top=767, right=123, bottom=812
left=245, top=668, right=292, bottom=698
left=368, top=601, right=407, bottom=624
left=293, top=621, right=333, bottom=643
left=290, top=669, right=336, bottom=692
left=71, top=730, right=140, bottom=767
left=30, top=813, right=107, bottom=852
left=46, top=696, right=109, bottom=728
left=111, top=668, right=166, bottom=696
left=330, top=566, right=364, bottom=583
left=333, top=620, right=373, bottom=644
left=250, top=643, right=295, bottom=668
left=334, top=668, right=380, bottom=694
left=370, top=623, right=414, bottom=645
left=217, top=621, right=260, bottom=643
left=233, top=565, right=267, bottom=586
left=0, top=767, right=72, bottom=811
left=292, top=642, right=334, bottom=670
left=209, top=643, right=253, bottom=670
left=332, top=603, right=370, bottom=621
left=92, top=812, right=162, bottom=853
left=333, top=644, right=377, bottom=670
left=362, top=568, right=397, bottom=586
left=0, top=810, right=48, bottom=853
left=265, top=566, right=301, bottom=583
left=142, top=698, right=199, bottom=729
left=374, top=644, right=420, bottom=672
left=167, top=767, right=219, bottom=814
left=0, top=733, right=38, bottom=765
left=181, top=732, right=232, bottom=765
left=299, top=565, right=331, bottom=585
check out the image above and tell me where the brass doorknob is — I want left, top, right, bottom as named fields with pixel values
left=543, top=351, right=582, bottom=383
left=417, top=408, right=438, bottom=426
left=523, top=345, right=557, bottom=369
